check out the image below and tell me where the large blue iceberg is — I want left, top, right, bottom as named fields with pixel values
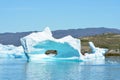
left=0, top=27, right=108, bottom=62
left=20, top=27, right=83, bottom=61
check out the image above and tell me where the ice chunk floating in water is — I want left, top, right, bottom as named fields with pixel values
left=83, top=42, right=108, bottom=60
left=20, top=27, right=83, bottom=61
left=0, top=44, right=25, bottom=58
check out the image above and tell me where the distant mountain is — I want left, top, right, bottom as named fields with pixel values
left=0, top=27, right=120, bottom=46
left=52, top=27, right=120, bottom=38
left=0, top=32, right=32, bottom=46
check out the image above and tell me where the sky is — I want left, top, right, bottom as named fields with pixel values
left=0, top=0, right=120, bottom=33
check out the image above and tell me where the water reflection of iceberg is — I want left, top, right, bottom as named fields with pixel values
left=0, top=59, right=26, bottom=80
left=20, top=27, right=108, bottom=61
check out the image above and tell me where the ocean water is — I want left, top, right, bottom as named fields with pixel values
left=0, top=56, right=120, bottom=80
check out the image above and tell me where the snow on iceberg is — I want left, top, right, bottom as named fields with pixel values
left=20, top=27, right=84, bottom=61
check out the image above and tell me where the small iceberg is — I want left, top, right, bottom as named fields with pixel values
left=83, top=42, right=108, bottom=60
left=0, top=44, right=25, bottom=58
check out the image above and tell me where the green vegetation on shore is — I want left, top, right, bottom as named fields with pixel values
left=79, top=33, right=120, bottom=56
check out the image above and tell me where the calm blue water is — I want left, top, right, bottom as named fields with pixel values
left=0, top=56, right=120, bottom=80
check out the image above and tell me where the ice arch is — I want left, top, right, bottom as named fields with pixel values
left=20, top=27, right=83, bottom=61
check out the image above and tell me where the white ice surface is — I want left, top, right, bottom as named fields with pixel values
left=0, top=44, right=25, bottom=58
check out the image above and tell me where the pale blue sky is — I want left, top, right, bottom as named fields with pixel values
left=0, top=0, right=120, bottom=32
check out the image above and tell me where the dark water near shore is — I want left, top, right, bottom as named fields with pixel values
left=0, top=56, right=120, bottom=80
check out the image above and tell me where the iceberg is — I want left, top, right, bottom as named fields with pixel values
left=0, top=27, right=108, bottom=62
left=0, top=44, right=25, bottom=58
left=20, top=27, right=108, bottom=61
left=83, top=42, right=108, bottom=60
left=20, top=27, right=84, bottom=61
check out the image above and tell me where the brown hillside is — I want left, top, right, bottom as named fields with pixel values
left=79, top=33, right=120, bottom=56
